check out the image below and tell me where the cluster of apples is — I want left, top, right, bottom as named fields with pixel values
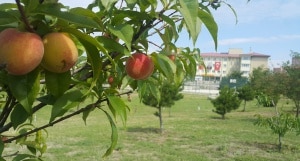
left=0, top=28, right=78, bottom=75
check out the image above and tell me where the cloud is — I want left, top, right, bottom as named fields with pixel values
left=218, top=34, right=300, bottom=46
left=213, top=0, right=300, bottom=24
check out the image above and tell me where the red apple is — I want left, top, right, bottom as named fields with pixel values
left=125, top=53, right=154, bottom=80
left=108, top=75, right=114, bottom=85
left=0, top=28, right=44, bottom=75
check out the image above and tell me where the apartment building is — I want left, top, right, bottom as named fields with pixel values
left=196, top=48, right=270, bottom=80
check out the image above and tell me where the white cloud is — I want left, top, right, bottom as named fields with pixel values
left=218, top=34, right=300, bottom=46
left=213, top=0, right=300, bottom=24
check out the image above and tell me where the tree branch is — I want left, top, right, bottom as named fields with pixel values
left=15, top=0, right=35, bottom=32
left=0, top=94, right=17, bottom=127
left=3, top=90, right=132, bottom=143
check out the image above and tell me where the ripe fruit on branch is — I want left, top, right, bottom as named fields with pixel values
left=0, top=28, right=44, bottom=75
left=41, top=32, right=78, bottom=73
left=125, top=53, right=154, bottom=80
left=108, top=75, right=114, bottom=85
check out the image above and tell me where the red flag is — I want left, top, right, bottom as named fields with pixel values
left=214, top=62, right=221, bottom=71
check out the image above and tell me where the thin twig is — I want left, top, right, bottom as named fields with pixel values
left=15, top=0, right=35, bottom=32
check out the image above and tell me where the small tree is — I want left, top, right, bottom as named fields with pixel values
left=142, top=82, right=183, bottom=133
left=237, top=84, right=255, bottom=112
left=211, top=86, right=241, bottom=119
left=254, top=113, right=297, bottom=152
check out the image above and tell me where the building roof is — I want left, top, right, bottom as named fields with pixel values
left=200, top=52, right=270, bottom=58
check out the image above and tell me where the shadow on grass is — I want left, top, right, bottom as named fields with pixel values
left=244, top=141, right=299, bottom=153
left=126, top=127, right=161, bottom=133
left=210, top=116, right=224, bottom=120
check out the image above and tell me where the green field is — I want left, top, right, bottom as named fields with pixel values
left=3, top=93, right=300, bottom=161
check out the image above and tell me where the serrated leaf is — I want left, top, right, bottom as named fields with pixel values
left=107, top=95, right=128, bottom=127
left=50, top=88, right=85, bottom=122
left=178, top=0, right=199, bottom=44
left=101, top=109, right=118, bottom=158
left=45, top=70, right=71, bottom=98
left=108, top=24, right=133, bottom=51
left=8, top=69, right=40, bottom=114
left=198, top=9, right=218, bottom=50
left=10, top=104, right=29, bottom=129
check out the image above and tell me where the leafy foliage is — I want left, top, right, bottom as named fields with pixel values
left=211, top=86, right=241, bottom=119
left=142, top=82, right=184, bottom=108
left=0, top=0, right=228, bottom=160
left=282, top=53, right=300, bottom=117
left=142, top=81, right=184, bottom=132
left=237, top=84, right=255, bottom=112
left=249, top=67, right=285, bottom=107
left=254, top=113, right=298, bottom=151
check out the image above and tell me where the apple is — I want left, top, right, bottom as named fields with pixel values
left=168, top=54, right=176, bottom=62
left=125, top=53, right=154, bottom=80
left=41, top=32, right=78, bottom=73
left=108, top=75, right=114, bottom=85
left=0, top=28, right=44, bottom=75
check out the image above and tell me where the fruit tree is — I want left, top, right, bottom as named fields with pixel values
left=0, top=0, right=234, bottom=160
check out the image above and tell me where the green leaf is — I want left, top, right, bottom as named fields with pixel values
left=151, top=53, right=176, bottom=80
left=12, top=154, right=38, bottom=161
left=96, top=36, right=130, bottom=56
left=82, top=104, right=96, bottom=125
left=8, top=69, right=40, bottom=114
left=160, top=14, right=178, bottom=41
left=198, top=9, right=218, bottom=50
left=148, top=79, right=161, bottom=103
left=69, top=7, right=101, bottom=22
left=10, top=103, right=30, bottom=129
left=174, top=60, right=185, bottom=86
left=99, top=0, right=117, bottom=10
left=0, top=11, right=18, bottom=26
left=108, top=24, right=133, bottom=51
left=178, top=0, right=199, bottom=44
left=35, top=4, right=100, bottom=29
left=107, top=95, right=128, bottom=127
left=64, top=28, right=105, bottom=91
left=50, top=88, right=85, bottom=122
left=45, top=70, right=71, bottom=98
left=101, top=109, right=118, bottom=158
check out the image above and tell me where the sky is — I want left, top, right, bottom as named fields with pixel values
left=2, top=0, right=300, bottom=67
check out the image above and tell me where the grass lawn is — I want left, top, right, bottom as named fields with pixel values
left=3, top=93, right=300, bottom=161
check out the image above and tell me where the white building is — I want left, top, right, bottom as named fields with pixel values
left=197, top=49, right=270, bottom=80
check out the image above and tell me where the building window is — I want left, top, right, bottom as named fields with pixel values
left=241, top=64, right=250, bottom=68
left=242, top=57, right=250, bottom=60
